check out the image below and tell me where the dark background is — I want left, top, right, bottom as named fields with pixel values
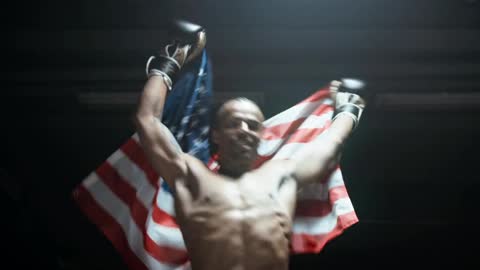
left=2, top=0, right=480, bottom=269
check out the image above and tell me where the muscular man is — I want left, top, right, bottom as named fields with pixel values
left=135, top=21, right=367, bottom=270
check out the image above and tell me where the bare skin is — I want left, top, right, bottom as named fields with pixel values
left=135, top=76, right=356, bottom=270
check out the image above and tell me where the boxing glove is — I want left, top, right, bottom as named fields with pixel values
left=145, top=20, right=206, bottom=90
left=330, top=78, right=368, bottom=130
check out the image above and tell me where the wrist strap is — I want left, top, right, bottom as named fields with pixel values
left=332, top=103, right=362, bottom=129
left=145, top=55, right=180, bottom=91
left=147, top=69, right=173, bottom=91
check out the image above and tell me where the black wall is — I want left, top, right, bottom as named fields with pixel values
left=2, top=1, right=480, bottom=269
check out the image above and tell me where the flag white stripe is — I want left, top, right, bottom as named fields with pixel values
left=292, top=197, right=355, bottom=234
left=269, top=142, right=311, bottom=160
left=259, top=113, right=333, bottom=155
left=82, top=173, right=179, bottom=270
left=257, top=138, right=285, bottom=156
left=156, top=180, right=176, bottom=217
left=298, top=111, right=333, bottom=129
left=327, top=169, right=346, bottom=190
left=263, top=99, right=333, bottom=128
left=268, top=127, right=337, bottom=159
left=146, top=209, right=186, bottom=250
left=107, top=151, right=157, bottom=209
left=297, top=169, right=346, bottom=200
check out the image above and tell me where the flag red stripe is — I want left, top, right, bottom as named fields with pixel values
left=152, top=204, right=179, bottom=228
left=298, top=89, right=330, bottom=104
left=255, top=127, right=332, bottom=168
left=96, top=162, right=150, bottom=229
left=328, top=185, right=349, bottom=204
left=262, top=105, right=332, bottom=140
left=144, top=235, right=189, bottom=265
left=74, top=185, right=148, bottom=270
left=121, top=139, right=159, bottom=189
left=262, top=118, right=305, bottom=140
left=295, top=186, right=349, bottom=217
left=285, top=126, right=329, bottom=144
left=290, top=211, right=358, bottom=253
left=337, top=210, right=359, bottom=229
left=96, top=162, right=187, bottom=265
left=295, top=200, right=332, bottom=217
left=252, top=155, right=272, bottom=169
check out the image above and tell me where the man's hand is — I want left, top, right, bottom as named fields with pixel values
left=330, top=78, right=368, bottom=130
left=145, top=20, right=207, bottom=90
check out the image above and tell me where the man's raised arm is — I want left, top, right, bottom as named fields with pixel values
left=134, top=20, right=206, bottom=187
left=293, top=79, right=368, bottom=185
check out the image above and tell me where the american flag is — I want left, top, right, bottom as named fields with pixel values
left=73, top=50, right=358, bottom=270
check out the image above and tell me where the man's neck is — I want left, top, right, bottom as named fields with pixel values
left=218, top=168, right=243, bottom=179
left=217, top=164, right=249, bottom=179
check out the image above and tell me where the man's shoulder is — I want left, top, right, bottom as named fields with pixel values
left=182, top=153, right=212, bottom=172
left=257, top=159, right=295, bottom=174
left=253, top=159, right=298, bottom=190
left=182, top=153, right=205, bottom=165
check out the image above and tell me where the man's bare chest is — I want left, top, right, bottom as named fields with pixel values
left=174, top=167, right=298, bottom=221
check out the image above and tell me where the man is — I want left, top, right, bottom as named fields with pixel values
left=135, top=21, right=366, bottom=270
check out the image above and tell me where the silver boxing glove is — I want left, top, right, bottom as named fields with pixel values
left=330, top=78, right=368, bottom=130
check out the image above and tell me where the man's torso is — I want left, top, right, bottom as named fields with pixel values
left=174, top=156, right=298, bottom=270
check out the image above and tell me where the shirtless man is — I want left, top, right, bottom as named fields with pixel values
left=135, top=21, right=367, bottom=270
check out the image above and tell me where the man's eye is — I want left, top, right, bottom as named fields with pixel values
left=249, top=123, right=259, bottom=131
left=227, top=120, right=240, bottom=128
left=249, top=122, right=261, bottom=131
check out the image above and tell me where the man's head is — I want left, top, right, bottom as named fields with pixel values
left=212, top=98, right=265, bottom=177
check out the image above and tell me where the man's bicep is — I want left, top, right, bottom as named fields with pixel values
left=292, top=143, right=339, bottom=186
left=136, top=116, right=188, bottom=185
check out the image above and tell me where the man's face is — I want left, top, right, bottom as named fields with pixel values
left=213, top=99, right=265, bottom=167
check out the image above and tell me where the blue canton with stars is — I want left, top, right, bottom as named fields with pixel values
left=161, top=49, right=213, bottom=164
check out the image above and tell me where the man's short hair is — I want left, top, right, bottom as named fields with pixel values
left=209, top=97, right=261, bottom=153
left=211, top=97, right=260, bottom=130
